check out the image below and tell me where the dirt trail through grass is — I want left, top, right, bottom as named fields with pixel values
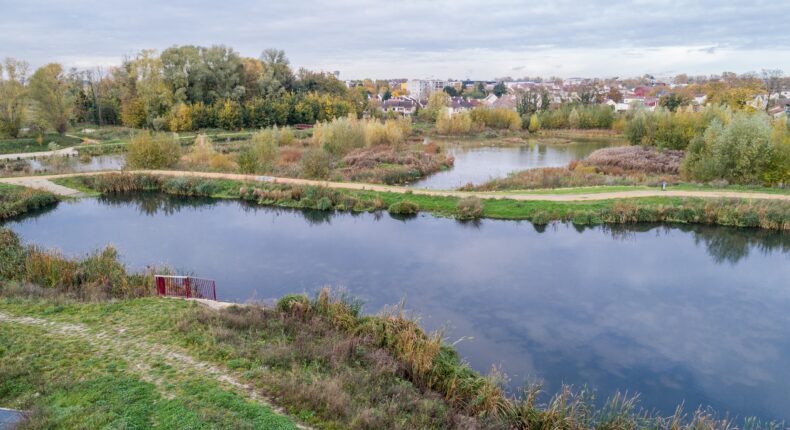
left=2, top=169, right=790, bottom=201
left=0, top=309, right=310, bottom=429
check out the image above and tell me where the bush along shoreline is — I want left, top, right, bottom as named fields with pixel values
left=58, top=173, right=790, bottom=230
left=0, top=235, right=785, bottom=428
left=0, top=183, right=59, bottom=222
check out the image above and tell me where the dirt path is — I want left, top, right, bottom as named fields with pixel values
left=0, top=309, right=311, bottom=429
left=1, top=169, right=789, bottom=202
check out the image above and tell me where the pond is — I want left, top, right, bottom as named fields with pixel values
left=410, top=138, right=618, bottom=189
left=27, top=154, right=125, bottom=173
left=4, top=194, right=790, bottom=421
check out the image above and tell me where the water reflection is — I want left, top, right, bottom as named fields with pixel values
left=411, top=139, right=618, bottom=189
left=3, top=194, right=789, bottom=420
left=28, top=154, right=125, bottom=173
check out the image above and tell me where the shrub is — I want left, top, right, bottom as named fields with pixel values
left=182, top=134, right=236, bottom=172
left=364, top=119, right=406, bottom=147
left=388, top=200, right=420, bottom=215
left=300, top=147, right=331, bottom=179
left=683, top=113, right=779, bottom=184
left=456, top=197, right=484, bottom=219
left=585, top=146, right=684, bottom=174
left=436, top=111, right=473, bottom=135
left=276, top=293, right=311, bottom=312
left=527, top=113, right=541, bottom=132
left=237, top=147, right=258, bottom=174
left=470, top=107, right=522, bottom=130
left=313, top=116, right=367, bottom=156
left=126, top=131, right=181, bottom=169
left=250, top=129, right=280, bottom=173
left=0, top=228, right=25, bottom=279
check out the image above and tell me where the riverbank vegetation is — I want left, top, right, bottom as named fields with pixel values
left=623, top=106, right=789, bottom=185
left=56, top=173, right=790, bottom=229
left=0, top=235, right=783, bottom=429
left=0, top=183, right=58, bottom=221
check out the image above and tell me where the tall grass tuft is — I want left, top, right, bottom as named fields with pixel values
left=1, top=228, right=154, bottom=299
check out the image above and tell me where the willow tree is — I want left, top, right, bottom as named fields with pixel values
left=0, top=58, right=29, bottom=137
left=29, top=63, right=73, bottom=134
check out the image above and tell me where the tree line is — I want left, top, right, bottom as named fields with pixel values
left=0, top=46, right=372, bottom=137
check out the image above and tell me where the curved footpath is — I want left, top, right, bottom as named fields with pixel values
left=1, top=169, right=789, bottom=202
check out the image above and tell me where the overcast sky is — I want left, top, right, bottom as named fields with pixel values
left=1, top=0, right=789, bottom=80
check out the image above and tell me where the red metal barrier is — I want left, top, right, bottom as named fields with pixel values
left=155, top=275, right=217, bottom=301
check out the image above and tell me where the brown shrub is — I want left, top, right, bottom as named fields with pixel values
left=584, top=145, right=684, bottom=174
left=278, top=147, right=303, bottom=165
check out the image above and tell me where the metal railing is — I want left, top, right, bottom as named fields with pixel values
left=155, top=275, right=217, bottom=301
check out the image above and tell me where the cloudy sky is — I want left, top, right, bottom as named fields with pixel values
left=1, top=0, right=789, bottom=80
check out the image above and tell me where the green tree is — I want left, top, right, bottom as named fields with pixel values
left=516, top=89, right=540, bottom=117
left=493, top=81, right=507, bottom=97
left=417, top=91, right=450, bottom=122
left=217, top=99, right=242, bottom=130
left=442, top=86, right=458, bottom=97
left=659, top=93, right=690, bottom=112
left=0, top=58, right=28, bottom=137
left=29, top=63, right=73, bottom=134
left=260, top=49, right=295, bottom=96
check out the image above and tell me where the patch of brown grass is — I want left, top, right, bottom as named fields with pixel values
left=584, top=145, right=684, bottom=174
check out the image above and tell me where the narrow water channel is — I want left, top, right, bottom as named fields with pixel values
left=4, top=194, right=789, bottom=421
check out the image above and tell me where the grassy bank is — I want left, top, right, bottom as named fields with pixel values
left=0, top=134, right=82, bottom=155
left=0, top=298, right=297, bottom=429
left=0, top=183, right=59, bottom=221
left=56, top=173, right=790, bottom=230
left=0, top=233, right=781, bottom=429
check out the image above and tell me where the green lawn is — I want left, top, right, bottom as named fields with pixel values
left=0, top=134, right=82, bottom=155
left=0, top=298, right=297, bottom=429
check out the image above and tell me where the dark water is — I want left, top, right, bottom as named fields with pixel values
left=411, top=139, right=616, bottom=189
left=4, top=194, right=790, bottom=421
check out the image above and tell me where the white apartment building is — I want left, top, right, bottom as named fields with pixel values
left=406, top=79, right=447, bottom=99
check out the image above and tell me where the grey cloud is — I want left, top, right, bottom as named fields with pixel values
left=0, top=0, right=788, bottom=77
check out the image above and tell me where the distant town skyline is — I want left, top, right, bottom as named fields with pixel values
left=2, top=0, right=789, bottom=79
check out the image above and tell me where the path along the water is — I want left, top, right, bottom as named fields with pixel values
left=1, top=170, right=789, bottom=201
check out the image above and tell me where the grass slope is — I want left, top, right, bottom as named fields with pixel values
left=0, top=298, right=296, bottom=429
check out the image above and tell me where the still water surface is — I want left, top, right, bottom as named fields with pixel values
left=28, top=154, right=125, bottom=173
left=410, top=139, right=617, bottom=189
left=4, top=194, right=790, bottom=421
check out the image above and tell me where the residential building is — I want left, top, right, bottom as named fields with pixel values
left=406, top=79, right=447, bottom=99
left=381, top=96, right=421, bottom=116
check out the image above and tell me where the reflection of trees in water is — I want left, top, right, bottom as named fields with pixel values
left=455, top=218, right=482, bottom=229
left=99, top=193, right=217, bottom=216
left=0, top=202, right=59, bottom=224
left=588, top=223, right=789, bottom=264
left=688, top=226, right=789, bottom=264
left=97, top=193, right=373, bottom=226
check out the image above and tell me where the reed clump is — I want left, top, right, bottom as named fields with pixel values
left=1, top=228, right=154, bottom=299
left=0, top=184, right=59, bottom=221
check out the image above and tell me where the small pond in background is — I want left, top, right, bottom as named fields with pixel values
left=28, top=154, right=125, bottom=173
left=410, top=138, right=619, bottom=189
